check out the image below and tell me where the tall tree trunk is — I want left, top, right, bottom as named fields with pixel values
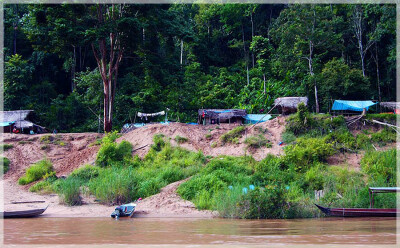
left=13, top=5, right=18, bottom=55
left=263, top=73, right=266, bottom=94
left=91, top=4, right=124, bottom=133
left=71, top=45, right=76, bottom=91
left=180, top=39, right=184, bottom=65
left=242, top=25, right=249, bottom=85
left=372, top=43, right=381, bottom=102
left=250, top=12, right=254, bottom=68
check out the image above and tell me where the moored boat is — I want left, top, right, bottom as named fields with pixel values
left=315, top=204, right=398, bottom=217
left=315, top=187, right=399, bottom=217
left=111, top=198, right=142, bottom=219
left=2, top=206, right=48, bottom=218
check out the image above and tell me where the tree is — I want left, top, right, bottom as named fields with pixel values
left=271, top=5, right=341, bottom=113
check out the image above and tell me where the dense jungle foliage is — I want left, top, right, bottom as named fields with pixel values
left=4, top=4, right=396, bottom=132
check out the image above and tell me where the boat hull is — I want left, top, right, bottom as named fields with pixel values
left=2, top=208, right=47, bottom=218
left=111, top=203, right=136, bottom=218
left=315, top=204, right=398, bottom=217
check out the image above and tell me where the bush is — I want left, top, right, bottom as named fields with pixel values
left=281, top=131, right=296, bottom=144
left=95, top=134, right=133, bottom=167
left=18, top=159, right=54, bottom=185
left=174, top=135, right=188, bottom=144
left=283, top=137, right=335, bottom=172
left=239, top=187, right=285, bottom=219
left=0, top=144, right=14, bottom=151
left=365, top=113, right=397, bottom=125
left=370, top=128, right=396, bottom=146
left=244, top=135, right=270, bottom=149
left=324, top=129, right=356, bottom=151
left=220, top=126, right=245, bottom=144
left=55, top=178, right=83, bottom=206
left=29, top=176, right=57, bottom=193
left=69, top=165, right=100, bottom=181
left=361, top=148, right=396, bottom=185
left=1, top=157, right=10, bottom=173
left=355, top=133, right=371, bottom=150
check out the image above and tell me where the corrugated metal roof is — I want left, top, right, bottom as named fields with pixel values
left=0, top=110, right=33, bottom=122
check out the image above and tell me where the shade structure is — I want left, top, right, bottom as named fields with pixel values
left=331, top=100, right=377, bottom=112
left=243, top=114, right=272, bottom=124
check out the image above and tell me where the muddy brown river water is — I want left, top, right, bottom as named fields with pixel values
left=3, top=217, right=398, bottom=245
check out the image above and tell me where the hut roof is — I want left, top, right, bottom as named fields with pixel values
left=1, top=110, right=34, bottom=123
left=198, top=109, right=247, bottom=119
left=380, top=102, right=400, bottom=110
left=274, top=97, right=308, bottom=109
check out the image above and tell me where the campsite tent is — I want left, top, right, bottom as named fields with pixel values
left=0, top=110, right=47, bottom=133
left=274, top=97, right=308, bottom=115
left=331, top=100, right=377, bottom=112
left=198, top=109, right=247, bottom=125
left=244, top=114, right=272, bottom=124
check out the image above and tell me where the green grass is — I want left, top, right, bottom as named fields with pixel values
left=54, top=178, right=83, bottom=205
left=1, top=157, right=10, bottom=173
left=281, top=131, right=296, bottom=144
left=174, top=135, right=188, bottom=144
left=220, top=126, right=245, bottom=144
left=0, top=144, right=14, bottom=151
left=18, top=159, right=54, bottom=185
left=244, top=135, right=270, bottom=149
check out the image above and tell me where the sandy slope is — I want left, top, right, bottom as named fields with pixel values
left=1, top=118, right=287, bottom=218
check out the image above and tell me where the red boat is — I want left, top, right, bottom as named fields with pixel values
left=315, top=187, right=399, bottom=217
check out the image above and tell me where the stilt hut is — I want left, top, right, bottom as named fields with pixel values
left=274, top=97, right=308, bottom=115
left=198, top=109, right=247, bottom=125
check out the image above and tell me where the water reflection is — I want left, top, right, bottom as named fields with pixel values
left=4, top=217, right=397, bottom=245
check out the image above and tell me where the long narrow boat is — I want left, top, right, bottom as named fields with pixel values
left=2, top=206, right=48, bottom=218
left=315, top=187, right=399, bottom=217
left=315, top=204, right=398, bottom=217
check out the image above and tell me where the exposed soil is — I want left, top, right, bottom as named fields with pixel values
left=1, top=115, right=394, bottom=218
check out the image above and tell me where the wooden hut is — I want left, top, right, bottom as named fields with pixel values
left=198, top=109, right=247, bottom=125
left=274, top=97, right=308, bottom=115
left=0, top=110, right=47, bottom=134
left=380, top=102, right=400, bottom=114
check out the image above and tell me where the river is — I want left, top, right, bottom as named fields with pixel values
left=3, top=217, right=397, bottom=245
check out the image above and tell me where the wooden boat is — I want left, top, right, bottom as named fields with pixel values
left=315, top=187, right=399, bottom=217
left=111, top=202, right=138, bottom=219
left=315, top=204, right=398, bottom=217
left=2, top=206, right=48, bottom=218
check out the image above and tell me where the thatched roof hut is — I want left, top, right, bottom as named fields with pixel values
left=0, top=110, right=47, bottom=133
left=380, top=102, right=400, bottom=110
left=274, top=97, right=308, bottom=115
left=198, top=109, right=247, bottom=125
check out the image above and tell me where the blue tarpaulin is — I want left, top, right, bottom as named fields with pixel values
left=332, top=100, right=377, bottom=112
left=244, top=114, right=272, bottom=124
left=0, top=121, right=14, bottom=127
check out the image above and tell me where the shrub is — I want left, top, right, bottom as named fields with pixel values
left=281, top=131, right=296, bottom=144
left=174, top=135, right=188, bottom=144
left=355, top=133, right=371, bottom=150
left=239, top=187, right=285, bottom=219
left=324, top=130, right=356, bottom=151
left=283, top=137, right=335, bottom=172
left=205, top=134, right=212, bottom=140
left=29, top=176, right=57, bottom=193
left=96, top=136, right=133, bottom=167
left=0, top=144, right=13, bottom=151
left=361, top=148, right=396, bottom=185
left=1, top=157, right=10, bottom=173
left=365, top=113, right=396, bottom=125
left=210, top=142, right=217, bottom=148
left=88, top=167, right=139, bottom=204
left=56, top=178, right=83, bottom=206
left=370, top=128, right=396, bottom=146
left=244, top=135, right=269, bottom=149
left=151, top=134, right=166, bottom=152
left=69, top=165, right=100, bottom=181
left=18, top=159, right=54, bottom=185
left=220, top=126, right=245, bottom=144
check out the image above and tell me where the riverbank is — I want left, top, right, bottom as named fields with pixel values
left=2, top=178, right=216, bottom=218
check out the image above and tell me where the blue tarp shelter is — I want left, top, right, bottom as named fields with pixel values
left=244, top=114, right=272, bottom=124
left=332, top=100, right=377, bottom=112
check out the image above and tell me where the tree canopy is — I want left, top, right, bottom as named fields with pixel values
left=3, top=3, right=396, bottom=132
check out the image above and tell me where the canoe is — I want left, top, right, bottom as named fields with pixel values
left=2, top=207, right=47, bottom=218
left=315, top=204, right=398, bottom=217
left=111, top=202, right=137, bottom=218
